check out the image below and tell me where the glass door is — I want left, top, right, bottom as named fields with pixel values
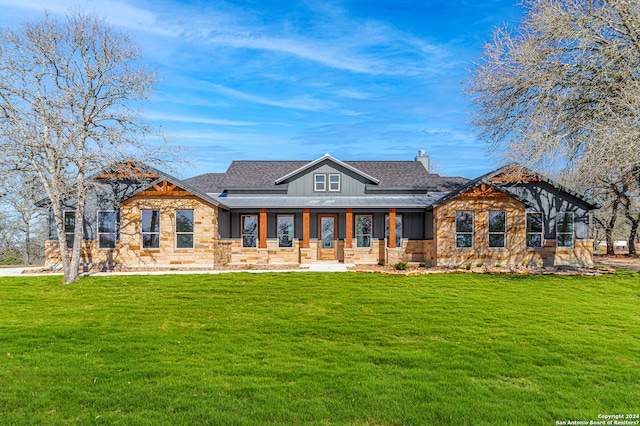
left=318, top=214, right=337, bottom=260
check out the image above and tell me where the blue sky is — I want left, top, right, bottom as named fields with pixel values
left=0, top=0, right=522, bottom=179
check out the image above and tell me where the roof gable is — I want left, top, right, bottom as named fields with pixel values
left=432, top=164, right=599, bottom=209
left=274, top=153, right=380, bottom=185
left=101, top=162, right=228, bottom=209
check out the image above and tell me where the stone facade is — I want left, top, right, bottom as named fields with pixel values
left=44, top=240, right=118, bottom=268
left=435, top=193, right=593, bottom=267
left=117, top=195, right=219, bottom=267
left=41, top=160, right=598, bottom=269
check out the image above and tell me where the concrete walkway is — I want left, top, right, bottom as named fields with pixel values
left=0, top=267, right=42, bottom=276
left=0, top=264, right=354, bottom=277
left=307, top=263, right=352, bottom=272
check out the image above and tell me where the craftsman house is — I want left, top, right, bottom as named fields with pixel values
left=44, top=152, right=598, bottom=268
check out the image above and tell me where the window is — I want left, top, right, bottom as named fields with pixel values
left=241, top=215, right=258, bottom=248
left=456, top=210, right=473, bottom=248
left=328, top=174, right=341, bottom=192
left=97, top=211, right=117, bottom=249
left=141, top=210, right=160, bottom=249
left=63, top=211, right=75, bottom=249
left=488, top=211, right=506, bottom=248
left=314, top=174, right=326, bottom=192
left=557, top=212, right=574, bottom=248
left=385, top=214, right=403, bottom=248
left=355, top=215, right=372, bottom=248
left=526, top=212, right=543, bottom=248
left=277, top=215, right=294, bottom=248
left=176, top=209, right=194, bottom=249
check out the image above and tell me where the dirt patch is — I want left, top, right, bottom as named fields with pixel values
left=594, top=254, right=640, bottom=272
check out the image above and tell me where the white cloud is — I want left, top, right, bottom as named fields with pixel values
left=146, top=113, right=257, bottom=127
left=0, top=0, right=454, bottom=76
left=208, top=83, right=336, bottom=111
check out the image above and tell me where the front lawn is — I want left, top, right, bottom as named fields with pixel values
left=1, top=271, right=638, bottom=425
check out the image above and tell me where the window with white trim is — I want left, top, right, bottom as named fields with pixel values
left=385, top=214, right=403, bottom=248
left=328, top=174, right=341, bottom=192
left=314, top=174, right=326, bottom=192
left=277, top=215, right=294, bottom=248
left=526, top=212, right=543, bottom=248
left=456, top=210, right=473, bottom=248
left=175, top=209, right=194, bottom=249
left=241, top=214, right=258, bottom=248
left=355, top=215, right=372, bottom=248
left=63, top=210, right=75, bottom=249
left=97, top=211, right=117, bottom=249
left=141, top=209, right=160, bottom=249
left=557, top=212, right=574, bottom=248
left=488, top=210, right=506, bottom=248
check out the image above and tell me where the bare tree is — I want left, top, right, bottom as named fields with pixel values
left=466, top=0, right=640, bottom=259
left=0, top=11, right=165, bottom=283
left=0, top=174, right=47, bottom=265
left=619, top=181, right=640, bottom=255
left=466, top=0, right=640, bottom=179
left=593, top=176, right=626, bottom=255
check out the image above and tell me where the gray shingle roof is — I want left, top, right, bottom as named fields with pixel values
left=183, top=160, right=468, bottom=192
left=181, top=172, right=227, bottom=193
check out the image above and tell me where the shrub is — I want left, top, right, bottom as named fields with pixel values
left=394, top=261, right=408, bottom=271
left=419, top=262, right=427, bottom=268
left=465, top=263, right=472, bottom=270
left=476, top=262, right=483, bottom=268
left=378, top=261, right=386, bottom=266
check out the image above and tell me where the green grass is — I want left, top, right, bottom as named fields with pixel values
left=1, top=271, right=639, bottom=425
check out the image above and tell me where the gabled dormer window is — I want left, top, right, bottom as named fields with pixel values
left=314, top=173, right=341, bottom=192
left=328, top=174, right=340, bottom=192
left=314, top=174, right=326, bottom=192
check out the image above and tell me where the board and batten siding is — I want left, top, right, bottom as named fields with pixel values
left=285, top=163, right=369, bottom=196
left=497, top=181, right=592, bottom=240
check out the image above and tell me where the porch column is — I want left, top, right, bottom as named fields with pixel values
left=259, top=208, right=267, bottom=249
left=345, top=208, right=353, bottom=248
left=302, top=208, right=310, bottom=248
left=388, top=208, right=397, bottom=248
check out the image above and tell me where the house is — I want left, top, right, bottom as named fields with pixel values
left=43, top=152, right=598, bottom=269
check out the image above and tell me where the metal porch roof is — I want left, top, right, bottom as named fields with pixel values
left=210, top=193, right=448, bottom=209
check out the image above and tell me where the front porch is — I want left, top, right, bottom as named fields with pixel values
left=221, top=207, right=435, bottom=266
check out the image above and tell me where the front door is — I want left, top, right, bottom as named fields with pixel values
left=318, top=214, right=337, bottom=260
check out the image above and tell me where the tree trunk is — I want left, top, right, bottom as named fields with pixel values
left=625, top=213, right=639, bottom=256
left=606, top=187, right=622, bottom=255
left=605, top=227, right=615, bottom=255
left=23, top=221, right=31, bottom=265
left=620, top=188, right=639, bottom=256
left=65, top=171, right=86, bottom=284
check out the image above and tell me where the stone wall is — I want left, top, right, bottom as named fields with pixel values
left=435, top=195, right=594, bottom=267
left=435, top=196, right=527, bottom=267
left=117, top=195, right=219, bottom=267
left=401, top=239, right=430, bottom=263
left=44, top=240, right=119, bottom=268
left=227, top=239, right=300, bottom=265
